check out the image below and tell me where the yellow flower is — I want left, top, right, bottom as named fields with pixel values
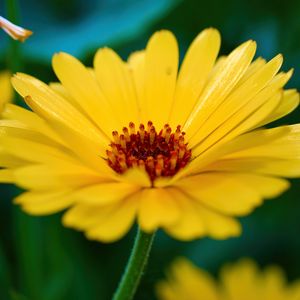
left=0, top=28, right=299, bottom=242
left=0, top=71, right=13, bottom=111
left=156, top=258, right=300, bottom=300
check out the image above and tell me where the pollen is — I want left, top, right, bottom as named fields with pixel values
left=106, top=122, right=192, bottom=182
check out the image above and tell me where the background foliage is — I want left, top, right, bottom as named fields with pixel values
left=1, top=0, right=300, bottom=299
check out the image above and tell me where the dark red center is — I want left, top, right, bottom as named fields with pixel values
left=106, top=121, right=192, bottom=182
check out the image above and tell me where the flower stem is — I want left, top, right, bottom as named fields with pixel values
left=113, top=227, right=155, bottom=300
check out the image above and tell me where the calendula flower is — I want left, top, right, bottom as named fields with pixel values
left=0, top=71, right=13, bottom=111
left=0, top=28, right=299, bottom=242
left=156, top=258, right=300, bottom=300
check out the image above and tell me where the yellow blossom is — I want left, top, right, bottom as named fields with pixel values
left=156, top=258, right=300, bottom=300
left=0, top=28, right=299, bottom=242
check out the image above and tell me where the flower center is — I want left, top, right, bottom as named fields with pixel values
left=106, top=121, right=192, bottom=182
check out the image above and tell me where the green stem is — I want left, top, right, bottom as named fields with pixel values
left=113, top=228, right=155, bottom=300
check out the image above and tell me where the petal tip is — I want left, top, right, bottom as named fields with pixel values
left=148, top=29, right=177, bottom=46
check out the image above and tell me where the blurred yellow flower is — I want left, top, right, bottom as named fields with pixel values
left=156, top=258, right=300, bottom=300
left=0, top=28, right=300, bottom=242
left=0, top=71, right=13, bottom=111
left=0, top=16, right=32, bottom=42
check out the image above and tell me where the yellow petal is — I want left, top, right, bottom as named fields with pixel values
left=63, top=203, right=114, bottom=230
left=13, top=163, right=105, bottom=190
left=45, top=118, right=115, bottom=175
left=164, top=188, right=206, bottom=240
left=189, top=54, right=283, bottom=150
left=169, top=28, right=221, bottom=126
left=0, top=71, right=13, bottom=110
left=15, top=190, right=73, bottom=215
left=171, top=258, right=219, bottom=300
left=224, top=124, right=300, bottom=160
left=52, top=52, right=120, bottom=136
left=161, top=126, right=289, bottom=184
left=289, top=281, right=300, bottom=300
left=0, top=169, right=14, bottom=182
left=49, top=82, right=83, bottom=112
left=258, top=89, right=299, bottom=126
left=205, top=158, right=300, bottom=178
left=262, top=266, right=287, bottom=299
left=11, top=73, right=108, bottom=151
left=194, top=206, right=242, bottom=239
left=117, top=167, right=151, bottom=187
left=192, top=88, right=282, bottom=157
left=213, top=126, right=289, bottom=160
left=164, top=189, right=241, bottom=240
left=157, top=258, right=219, bottom=300
left=184, top=40, right=257, bottom=137
left=156, top=282, right=178, bottom=300
left=208, top=55, right=227, bottom=78
left=74, top=182, right=141, bottom=205
left=1, top=131, right=113, bottom=181
left=127, top=50, right=145, bottom=120
left=63, top=193, right=139, bottom=242
left=94, top=48, right=139, bottom=125
left=138, top=188, right=181, bottom=232
left=187, top=126, right=288, bottom=175
left=2, top=103, right=64, bottom=145
left=0, top=147, right=27, bottom=168
left=237, top=57, right=266, bottom=85
left=220, top=259, right=260, bottom=300
left=84, top=193, right=138, bottom=242
left=176, top=173, right=260, bottom=216
left=175, top=172, right=289, bottom=216
left=144, top=30, right=179, bottom=128
left=191, top=69, right=292, bottom=155
left=0, top=136, right=73, bottom=164
left=0, top=120, right=66, bottom=151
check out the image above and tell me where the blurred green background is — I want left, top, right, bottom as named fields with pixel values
left=1, top=0, right=300, bottom=299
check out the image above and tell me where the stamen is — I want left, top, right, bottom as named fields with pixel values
left=170, top=151, right=177, bottom=171
left=107, top=121, right=192, bottom=182
left=157, top=154, right=164, bottom=169
left=120, top=134, right=126, bottom=150
left=112, top=131, right=119, bottom=144
left=161, top=124, right=169, bottom=138
left=129, top=122, right=136, bottom=135
left=165, top=127, right=172, bottom=143
left=155, top=164, right=162, bottom=177
left=149, top=126, right=156, bottom=145
left=178, top=135, right=185, bottom=147
left=118, top=151, right=126, bottom=161
left=178, top=146, right=186, bottom=159
left=111, top=144, right=119, bottom=156
left=146, top=156, right=155, bottom=170
left=128, top=156, right=138, bottom=167
left=174, top=125, right=181, bottom=140
left=118, top=157, right=127, bottom=171
left=106, top=150, right=116, bottom=164
left=147, top=121, right=153, bottom=132
left=123, top=127, right=130, bottom=142
left=139, top=124, right=145, bottom=143
left=138, top=159, right=145, bottom=170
